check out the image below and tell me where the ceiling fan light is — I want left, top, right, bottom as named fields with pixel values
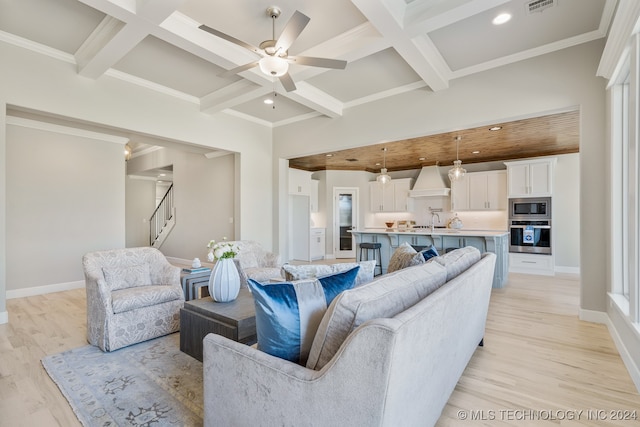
left=259, top=56, right=289, bottom=77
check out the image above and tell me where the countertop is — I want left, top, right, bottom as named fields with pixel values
left=351, top=228, right=509, bottom=237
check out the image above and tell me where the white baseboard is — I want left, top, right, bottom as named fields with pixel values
left=6, top=280, right=85, bottom=300
left=605, top=316, right=640, bottom=392
left=0, top=311, right=7, bottom=325
left=580, top=308, right=640, bottom=393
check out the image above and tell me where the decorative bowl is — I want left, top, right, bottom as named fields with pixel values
left=385, top=221, right=395, bottom=228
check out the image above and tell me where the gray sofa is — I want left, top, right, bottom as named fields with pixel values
left=203, top=247, right=496, bottom=427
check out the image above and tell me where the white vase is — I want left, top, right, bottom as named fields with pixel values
left=208, top=258, right=240, bottom=302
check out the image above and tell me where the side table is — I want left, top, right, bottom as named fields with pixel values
left=180, top=270, right=211, bottom=301
left=179, top=287, right=256, bottom=361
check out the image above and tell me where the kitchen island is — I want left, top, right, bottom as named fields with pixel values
left=351, top=229, right=509, bottom=288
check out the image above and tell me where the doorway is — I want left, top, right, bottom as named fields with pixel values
left=333, top=187, right=359, bottom=258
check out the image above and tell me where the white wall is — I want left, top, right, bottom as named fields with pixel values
left=274, top=40, right=606, bottom=311
left=0, top=40, right=273, bottom=320
left=125, top=177, right=156, bottom=248
left=554, top=153, right=581, bottom=270
left=6, top=121, right=125, bottom=293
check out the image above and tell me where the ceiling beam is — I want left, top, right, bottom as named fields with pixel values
left=350, top=0, right=449, bottom=91
left=200, top=81, right=271, bottom=114
left=76, top=0, right=186, bottom=78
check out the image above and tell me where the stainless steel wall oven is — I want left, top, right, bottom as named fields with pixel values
left=509, top=197, right=552, bottom=254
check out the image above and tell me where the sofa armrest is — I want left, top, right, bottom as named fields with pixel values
left=159, top=264, right=181, bottom=286
left=203, top=321, right=398, bottom=427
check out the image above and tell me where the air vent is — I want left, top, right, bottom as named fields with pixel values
left=526, top=0, right=556, bottom=14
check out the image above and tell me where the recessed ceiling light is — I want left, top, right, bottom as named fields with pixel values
left=489, top=126, right=502, bottom=131
left=159, top=173, right=166, bottom=177
left=419, top=157, right=426, bottom=161
left=492, top=13, right=511, bottom=25
left=264, top=98, right=274, bottom=105
left=472, top=150, right=480, bottom=154
left=375, top=162, right=381, bottom=166
left=326, top=153, right=333, bottom=157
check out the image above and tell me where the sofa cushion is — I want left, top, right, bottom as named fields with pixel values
left=248, top=266, right=360, bottom=364
left=281, top=260, right=376, bottom=287
left=111, top=285, right=183, bottom=314
left=103, top=264, right=152, bottom=291
left=432, top=246, right=481, bottom=281
left=306, top=261, right=447, bottom=370
left=387, top=242, right=425, bottom=273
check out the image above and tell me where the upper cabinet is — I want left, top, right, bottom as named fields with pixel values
left=289, top=168, right=312, bottom=195
left=450, top=175, right=469, bottom=211
left=504, top=158, right=556, bottom=198
left=369, top=178, right=413, bottom=212
left=451, top=171, right=506, bottom=211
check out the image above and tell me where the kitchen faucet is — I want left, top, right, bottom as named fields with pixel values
left=430, top=211, right=440, bottom=231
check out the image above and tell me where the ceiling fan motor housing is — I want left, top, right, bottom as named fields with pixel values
left=266, top=6, right=281, bottom=19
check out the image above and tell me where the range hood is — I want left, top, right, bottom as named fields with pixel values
left=409, top=166, right=451, bottom=197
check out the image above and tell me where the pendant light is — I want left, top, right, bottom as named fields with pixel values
left=448, top=136, right=466, bottom=182
left=377, top=147, right=391, bottom=184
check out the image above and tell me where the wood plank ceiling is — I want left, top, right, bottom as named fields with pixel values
left=288, top=110, right=579, bottom=172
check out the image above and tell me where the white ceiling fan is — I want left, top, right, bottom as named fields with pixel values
left=199, top=6, right=347, bottom=92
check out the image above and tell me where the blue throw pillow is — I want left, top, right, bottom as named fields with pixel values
left=247, top=266, right=360, bottom=364
left=421, top=245, right=439, bottom=261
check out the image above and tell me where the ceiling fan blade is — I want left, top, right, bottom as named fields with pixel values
left=288, top=56, right=347, bottom=70
left=279, top=72, right=297, bottom=92
left=219, top=61, right=260, bottom=78
left=275, top=11, right=310, bottom=53
left=199, top=24, right=261, bottom=54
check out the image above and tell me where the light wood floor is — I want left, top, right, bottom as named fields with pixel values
left=1, top=273, right=639, bottom=426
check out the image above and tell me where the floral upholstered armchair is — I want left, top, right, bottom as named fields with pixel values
left=82, top=247, right=184, bottom=352
left=226, top=240, right=283, bottom=286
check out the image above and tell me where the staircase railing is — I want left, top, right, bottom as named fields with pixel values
left=150, top=184, right=174, bottom=247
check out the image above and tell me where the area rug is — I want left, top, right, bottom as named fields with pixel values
left=42, top=333, right=203, bottom=426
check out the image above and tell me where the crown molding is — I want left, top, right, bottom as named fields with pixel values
left=6, top=116, right=129, bottom=144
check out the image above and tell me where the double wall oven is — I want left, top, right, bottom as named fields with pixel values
left=509, top=197, right=552, bottom=254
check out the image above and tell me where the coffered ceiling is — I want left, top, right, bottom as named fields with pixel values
left=0, top=0, right=613, bottom=171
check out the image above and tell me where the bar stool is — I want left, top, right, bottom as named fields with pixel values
left=360, top=242, right=383, bottom=276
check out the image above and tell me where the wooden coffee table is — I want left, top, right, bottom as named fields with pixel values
left=179, top=287, right=256, bottom=361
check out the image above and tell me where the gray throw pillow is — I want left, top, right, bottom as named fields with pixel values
left=387, top=242, right=425, bottom=273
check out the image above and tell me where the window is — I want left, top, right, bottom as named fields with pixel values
left=611, top=36, right=639, bottom=324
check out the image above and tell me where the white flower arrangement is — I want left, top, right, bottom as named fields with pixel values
left=207, top=238, right=240, bottom=262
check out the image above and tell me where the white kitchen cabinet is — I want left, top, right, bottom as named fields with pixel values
left=289, top=168, right=312, bottom=195
left=451, top=171, right=506, bottom=211
left=310, top=179, right=319, bottom=212
left=450, top=175, right=469, bottom=211
left=469, top=170, right=507, bottom=210
left=369, top=178, right=413, bottom=212
left=369, top=181, right=394, bottom=212
left=310, top=228, right=325, bottom=260
left=393, top=179, right=413, bottom=211
left=504, top=158, right=555, bottom=198
left=509, top=253, right=554, bottom=275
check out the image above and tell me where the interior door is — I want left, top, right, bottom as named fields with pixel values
left=334, top=188, right=358, bottom=258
